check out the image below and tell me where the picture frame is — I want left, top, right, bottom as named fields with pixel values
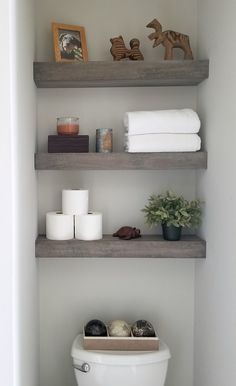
left=52, top=22, right=88, bottom=62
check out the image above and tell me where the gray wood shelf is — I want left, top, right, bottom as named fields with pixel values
left=34, top=60, right=209, bottom=88
left=36, top=235, right=206, bottom=258
left=35, top=152, right=207, bottom=170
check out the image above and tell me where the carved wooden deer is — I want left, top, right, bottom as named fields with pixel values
left=146, top=19, right=193, bottom=60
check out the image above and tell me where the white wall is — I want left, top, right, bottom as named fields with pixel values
left=0, top=0, right=38, bottom=385
left=195, top=1, right=236, bottom=385
left=0, top=0, right=16, bottom=384
left=36, top=1, right=199, bottom=386
left=14, top=0, right=39, bottom=383
left=11, top=0, right=39, bottom=385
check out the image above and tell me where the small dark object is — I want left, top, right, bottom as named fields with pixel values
left=84, top=319, right=107, bottom=337
left=113, top=226, right=141, bottom=240
left=48, top=135, right=89, bottom=153
left=132, top=320, right=156, bottom=337
left=162, top=223, right=182, bottom=241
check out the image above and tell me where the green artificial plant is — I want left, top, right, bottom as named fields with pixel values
left=142, top=190, right=202, bottom=228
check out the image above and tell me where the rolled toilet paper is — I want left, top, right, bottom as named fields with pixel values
left=62, top=189, right=89, bottom=215
left=75, top=212, right=103, bottom=240
left=46, top=211, right=74, bottom=240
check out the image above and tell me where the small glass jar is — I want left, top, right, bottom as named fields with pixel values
left=57, top=117, right=79, bottom=135
left=96, top=128, right=113, bottom=153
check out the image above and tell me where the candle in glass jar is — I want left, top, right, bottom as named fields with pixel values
left=57, top=117, right=79, bottom=135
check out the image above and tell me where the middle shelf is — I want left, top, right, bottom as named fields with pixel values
left=35, top=151, right=207, bottom=170
left=36, top=235, right=206, bottom=259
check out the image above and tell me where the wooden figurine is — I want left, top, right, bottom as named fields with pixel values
left=129, top=38, right=144, bottom=61
left=110, top=36, right=144, bottom=61
left=146, top=18, right=194, bottom=60
left=110, top=36, right=130, bottom=61
left=113, top=226, right=141, bottom=240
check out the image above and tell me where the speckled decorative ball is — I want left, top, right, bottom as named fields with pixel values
left=84, top=319, right=107, bottom=336
left=132, top=320, right=155, bottom=337
left=108, top=320, right=131, bottom=337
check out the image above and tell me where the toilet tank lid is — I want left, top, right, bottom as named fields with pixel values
left=71, top=334, right=171, bottom=366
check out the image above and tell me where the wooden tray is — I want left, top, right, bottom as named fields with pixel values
left=83, top=328, right=159, bottom=351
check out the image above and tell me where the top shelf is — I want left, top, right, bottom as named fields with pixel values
left=33, top=60, right=209, bottom=88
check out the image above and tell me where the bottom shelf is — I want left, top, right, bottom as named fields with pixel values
left=36, top=234, right=206, bottom=259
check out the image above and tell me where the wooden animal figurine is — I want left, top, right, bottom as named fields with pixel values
left=113, top=226, right=141, bottom=240
left=110, top=36, right=131, bottom=61
left=146, top=18, right=194, bottom=60
left=129, top=38, right=144, bottom=61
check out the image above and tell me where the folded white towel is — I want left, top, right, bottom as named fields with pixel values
left=125, top=134, right=201, bottom=153
left=124, top=109, right=201, bottom=135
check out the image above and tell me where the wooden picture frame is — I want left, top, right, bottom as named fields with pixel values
left=52, top=22, right=88, bottom=62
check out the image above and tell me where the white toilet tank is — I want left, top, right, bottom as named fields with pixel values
left=71, top=334, right=171, bottom=386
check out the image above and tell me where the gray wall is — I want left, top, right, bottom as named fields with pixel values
left=36, top=1, right=199, bottom=386
left=195, top=0, right=236, bottom=385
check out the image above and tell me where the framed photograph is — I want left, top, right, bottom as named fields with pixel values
left=52, top=22, right=88, bottom=62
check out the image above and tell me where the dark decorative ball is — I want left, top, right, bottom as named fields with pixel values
left=132, top=320, right=155, bottom=337
left=84, top=319, right=107, bottom=336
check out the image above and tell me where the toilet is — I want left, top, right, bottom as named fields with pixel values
left=71, top=334, right=171, bottom=386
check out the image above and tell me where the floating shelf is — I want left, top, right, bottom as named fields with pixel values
left=36, top=235, right=206, bottom=258
left=33, top=60, right=209, bottom=88
left=35, top=152, right=207, bottom=170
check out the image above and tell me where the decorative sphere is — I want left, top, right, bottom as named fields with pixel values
left=108, top=320, right=131, bottom=337
left=84, top=319, right=107, bottom=336
left=132, top=320, right=155, bottom=337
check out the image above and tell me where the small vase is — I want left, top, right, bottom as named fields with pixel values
left=162, top=223, right=182, bottom=241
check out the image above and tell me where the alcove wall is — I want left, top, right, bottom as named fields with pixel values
left=194, top=0, right=236, bottom=385
left=36, top=1, right=199, bottom=386
left=3, top=1, right=235, bottom=386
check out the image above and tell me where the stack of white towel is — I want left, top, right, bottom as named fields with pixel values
left=124, top=109, right=201, bottom=152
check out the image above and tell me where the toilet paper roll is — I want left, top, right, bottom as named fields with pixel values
left=46, top=211, right=74, bottom=240
left=62, top=189, right=89, bottom=215
left=75, top=212, right=103, bottom=240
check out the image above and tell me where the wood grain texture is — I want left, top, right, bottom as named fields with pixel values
left=48, top=135, right=89, bottom=153
left=147, top=19, right=194, bottom=60
left=83, top=335, right=159, bottom=351
left=35, top=234, right=206, bottom=258
left=33, top=60, right=209, bottom=88
left=35, top=152, right=207, bottom=170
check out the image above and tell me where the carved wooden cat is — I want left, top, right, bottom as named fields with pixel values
left=110, top=36, right=144, bottom=61
left=110, top=36, right=130, bottom=61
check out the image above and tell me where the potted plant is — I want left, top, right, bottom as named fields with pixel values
left=142, top=191, right=202, bottom=241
